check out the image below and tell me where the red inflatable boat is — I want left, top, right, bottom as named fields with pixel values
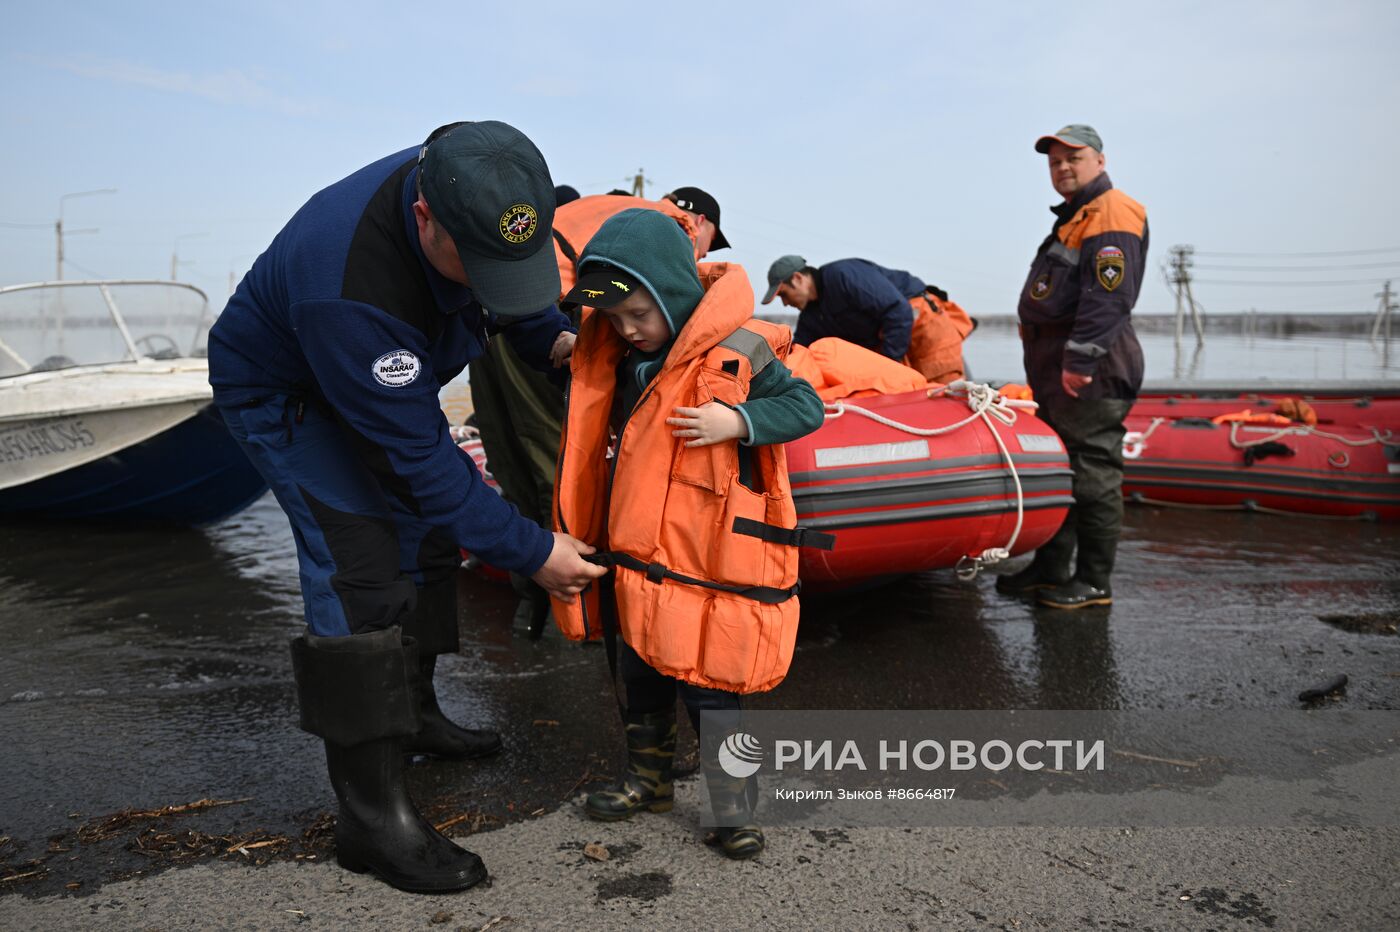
left=458, top=384, right=1073, bottom=589
left=787, top=386, right=1072, bottom=588
left=1122, top=386, right=1400, bottom=521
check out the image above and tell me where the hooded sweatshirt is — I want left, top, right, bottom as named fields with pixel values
left=577, top=209, right=822, bottom=447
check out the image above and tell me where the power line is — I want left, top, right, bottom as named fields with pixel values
left=1193, top=246, right=1400, bottom=258
left=1193, top=277, right=1398, bottom=286
left=0, top=220, right=52, bottom=229
left=1192, top=260, right=1400, bottom=272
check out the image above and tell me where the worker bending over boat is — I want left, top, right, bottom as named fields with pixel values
left=998, top=124, right=1147, bottom=609
left=207, top=121, right=605, bottom=893
left=553, top=208, right=826, bottom=859
left=761, top=254, right=974, bottom=384
left=469, top=186, right=732, bottom=635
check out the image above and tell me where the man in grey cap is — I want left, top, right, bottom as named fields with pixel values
left=996, top=124, right=1148, bottom=610
left=208, top=120, right=606, bottom=893
left=761, top=254, right=973, bottom=384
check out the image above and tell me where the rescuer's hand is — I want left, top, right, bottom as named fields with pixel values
left=549, top=331, right=576, bottom=368
left=668, top=402, right=747, bottom=447
left=531, top=532, right=606, bottom=603
left=1061, top=369, right=1093, bottom=399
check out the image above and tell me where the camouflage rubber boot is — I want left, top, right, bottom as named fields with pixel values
left=703, top=770, right=764, bottom=860
left=584, top=710, right=676, bottom=821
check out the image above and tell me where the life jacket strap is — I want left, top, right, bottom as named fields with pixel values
left=587, top=551, right=802, bottom=604
left=553, top=229, right=579, bottom=268
left=731, top=517, right=836, bottom=551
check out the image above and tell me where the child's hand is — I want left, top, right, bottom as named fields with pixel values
left=549, top=331, right=576, bottom=368
left=668, top=402, right=748, bottom=447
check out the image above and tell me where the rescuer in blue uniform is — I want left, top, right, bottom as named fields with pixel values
left=762, top=257, right=927, bottom=358
left=208, top=121, right=605, bottom=894
left=761, top=255, right=974, bottom=383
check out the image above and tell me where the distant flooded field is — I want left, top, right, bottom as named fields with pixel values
left=966, top=314, right=1398, bottom=386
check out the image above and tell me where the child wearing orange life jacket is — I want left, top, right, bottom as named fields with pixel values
left=553, top=209, right=825, bottom=859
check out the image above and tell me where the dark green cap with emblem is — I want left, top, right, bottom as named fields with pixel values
left=418, top=120, right=560, bottom=317
left=1034, top=124, right=1103, bottom=154
left=761, top=254, right=807, bottom=305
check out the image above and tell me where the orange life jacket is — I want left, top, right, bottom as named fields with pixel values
left=1210, top=409, right=1294, bottom=427
left=550, top=195, right=698, bottom=299
left=552, top=262, right=804, bottom=694
left=787, top=337, right=929, bottom=401
left=904, top=292, right=975, bottom=384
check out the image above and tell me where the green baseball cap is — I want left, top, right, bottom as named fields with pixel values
left=1034, top=124, right=1103, bottom=154
left=418, top=120, right=560, bottom=317
left=761, top=254, right=807, bottom=305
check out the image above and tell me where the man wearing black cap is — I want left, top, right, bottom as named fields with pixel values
left=997, top=124, right=1148, bottom=610
left=468, top=184, right=732, bottom=635
left=208, top=120, right=606, bottom=893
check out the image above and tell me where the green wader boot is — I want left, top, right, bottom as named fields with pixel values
left=994, top=551, right=1074, bottom=595
left=585, top=710, right=677, bottom=821
left=996, top=509, right=1076, bottom=596
left=1038, top=534, right=1117, bottom=610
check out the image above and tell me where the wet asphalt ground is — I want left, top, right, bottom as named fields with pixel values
left=1, top=493, right=1398, bottom=928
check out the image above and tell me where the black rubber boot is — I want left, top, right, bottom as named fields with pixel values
left=404, top=653, right=502, bottom=760
left=327, top=737, right=487, bottom=892
left=584, top=710, right=676, bottom=821
left=1039, top=534, right=1117, bottom=609
left=290, top=627, right=486, bottom=893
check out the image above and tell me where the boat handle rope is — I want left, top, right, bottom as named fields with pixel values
left=822, top=380, right=1038, bottom=581
left=1226, top=421, right=1396, bottom=454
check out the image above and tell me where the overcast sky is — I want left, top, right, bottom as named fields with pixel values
left=3, top=1, right=1398, bottom=318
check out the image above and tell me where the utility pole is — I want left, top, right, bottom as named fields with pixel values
left=1371, top=280, right=1396, bottom=346
left=1167, top=245, right=1205, bottom=349
left=171, top=232, right=208, bottom=281
left=56, top=188, right=116, bottom=280
left=629, top=167, right=650, bottom=198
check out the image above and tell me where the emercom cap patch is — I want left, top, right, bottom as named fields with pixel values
left=499, top=204, right=538, bottom=244
left=372, top=350, right=421, bottom=388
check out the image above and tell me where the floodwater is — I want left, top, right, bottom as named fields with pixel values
left=1, top=328, right=1398, bottom=897
left=965, top=318, right=1399, bottom=385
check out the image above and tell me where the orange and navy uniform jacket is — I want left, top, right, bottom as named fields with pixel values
left=551, top=263, right=823, bottom=694
left=1017, top=172, right=1148, bottom=400
left=550, top=194, right=697, bottom=298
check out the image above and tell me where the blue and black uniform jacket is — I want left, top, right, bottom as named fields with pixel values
left=792, top=258, right=926, bottom=361
left=208, top=147, right=570, bottom=576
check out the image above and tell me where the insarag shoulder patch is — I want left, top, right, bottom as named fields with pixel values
left=1095, top=245, right=1125, bottom=292
left=372, top=349, right=421, bottom=387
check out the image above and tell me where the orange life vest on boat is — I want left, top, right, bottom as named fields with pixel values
left=550, top=195, right=698, bottom=298
left=787, top=337, right=929, bottom=401
left=552, top=263, right=803, bottom=694
left=905, top=292, right=975, bottom=384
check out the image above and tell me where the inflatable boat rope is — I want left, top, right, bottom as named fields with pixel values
left=823, top=380, right=1039, bottom=581
left=1123, top=416, right=1397, bottom=520
left=1225, top=421, right=1396, bottom=452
